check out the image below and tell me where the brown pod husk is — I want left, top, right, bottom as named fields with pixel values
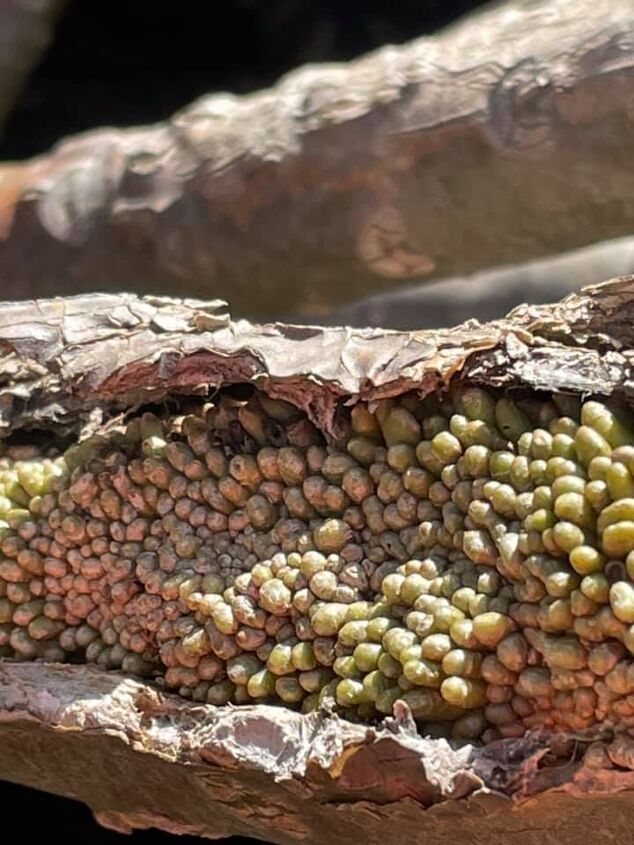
left=3, top=278, right=634, bottom=844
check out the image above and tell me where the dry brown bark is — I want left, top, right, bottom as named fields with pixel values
left=2, top=277, right=634, bottom=843
left=0, top=0, right=65, bottom=136
left=1, top=0, right=634, bottom=320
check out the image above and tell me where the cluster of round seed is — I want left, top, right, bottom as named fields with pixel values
left=5, top=388, right=634, bottom=742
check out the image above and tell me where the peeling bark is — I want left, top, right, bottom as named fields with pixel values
left=1, top=275, right=634, bottom=443
left=3, top=655, right=634, bottom=844
left=1, top=0, right=634, bottom=319
left=2, top=277, right=634, bottom=842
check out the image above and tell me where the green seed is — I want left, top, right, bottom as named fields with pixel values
left=299, top=667, right=334, bottom=692
left=569, top=545, right=605, bottom=575
left=383, top=627, right=417, bottom=660
left=552, top=521, right=586, bottom=553
left=553, top=493, right=595, bottom=529
left=291, top=642, right=317, bottom=671
left=207, top=680, right=236, bottom=706
left=542, top=635, right=587, bottom=670
left=381, top=408, right=421, bottom=447
left=441, top=649, right=482, bottom=678
left=338, top=620, right=369, bottom=647
left=495, top=399, right=531, bottom=442
left=336, top=678, right=367, bottom=707
left=581, top=573, right=610, bottom=604
left=375, top=686, right=402, bottom=714
left=551, top=475, right=585, bottom=498
left=227, top=654, right=262, bottom=685
left=530, top=429, right=553, bottom=461
left=378, top=651, right=402, bottom=679
left=420, top=633, right=452, bottom=661
left=458, top=387, right=497, bottom=425
left=353, top=643, right=383, bottom=672
left=585, top=480, right=610, bottom=511
left=313, top=519, right=349, bottom=553
left=450, top=619, right=479, bottom=649
left=574, top=426, right=612, bottom=466
left=602, top=521, right=634, bottom=557
left=247, top=669, right=276, bottom=698
left=472, top=612, right=515, bottom=648
left=440, top=677, right=487, bottom=708
left=581, top=401, right=634, bottom=448
left=403, top=657, right=443, bottom=688
left=489, top=451, right=514, bottom=482
left=607, top=462, right=634, bottom=499
left=430, top=432, right=462, bottom=465
left=609, top=581, right=634, bottom=623
left=598, top=499, right=634, bottom=532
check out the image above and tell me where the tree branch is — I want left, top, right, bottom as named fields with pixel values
left=2, top=278, right=634, bottom=842
left=1, top=0, right=633, bottom=319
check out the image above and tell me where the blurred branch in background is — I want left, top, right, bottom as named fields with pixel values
left=324, top=237, right=634, bottom=329
left=0, top=0, right=65, bottom=136
left=1, top=0, right=634, bottom=321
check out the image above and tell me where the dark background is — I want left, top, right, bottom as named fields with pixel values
left=1, top=0, right=487, bottom=161
left=1, top=1, right=487, bottom=843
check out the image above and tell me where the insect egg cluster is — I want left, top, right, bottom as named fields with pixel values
left=2, top=388, right=634, bottom=743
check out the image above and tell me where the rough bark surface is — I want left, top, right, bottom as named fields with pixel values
left=0, top=0, right=64, bottom=135
left=3, top=277, right=634, bottom=842
left=2, top=0, right=634, bottom=319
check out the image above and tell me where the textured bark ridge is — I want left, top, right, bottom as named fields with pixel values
left=4, top=661, right=634, bottom=845
left=4, top=277, right=634, bottom=843
left=2, top=274, right=634, bottom=443
left=1, top=0, right=634, bottom=319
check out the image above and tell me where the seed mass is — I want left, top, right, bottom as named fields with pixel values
left=2, top=387, right=634, bottom=743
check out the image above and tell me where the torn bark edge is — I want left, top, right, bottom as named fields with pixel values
left=1, top=274, right=634, bottom=443
left=3, top=277, right=634, bottom=842
left=3, top=662, right=634, bottom=845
